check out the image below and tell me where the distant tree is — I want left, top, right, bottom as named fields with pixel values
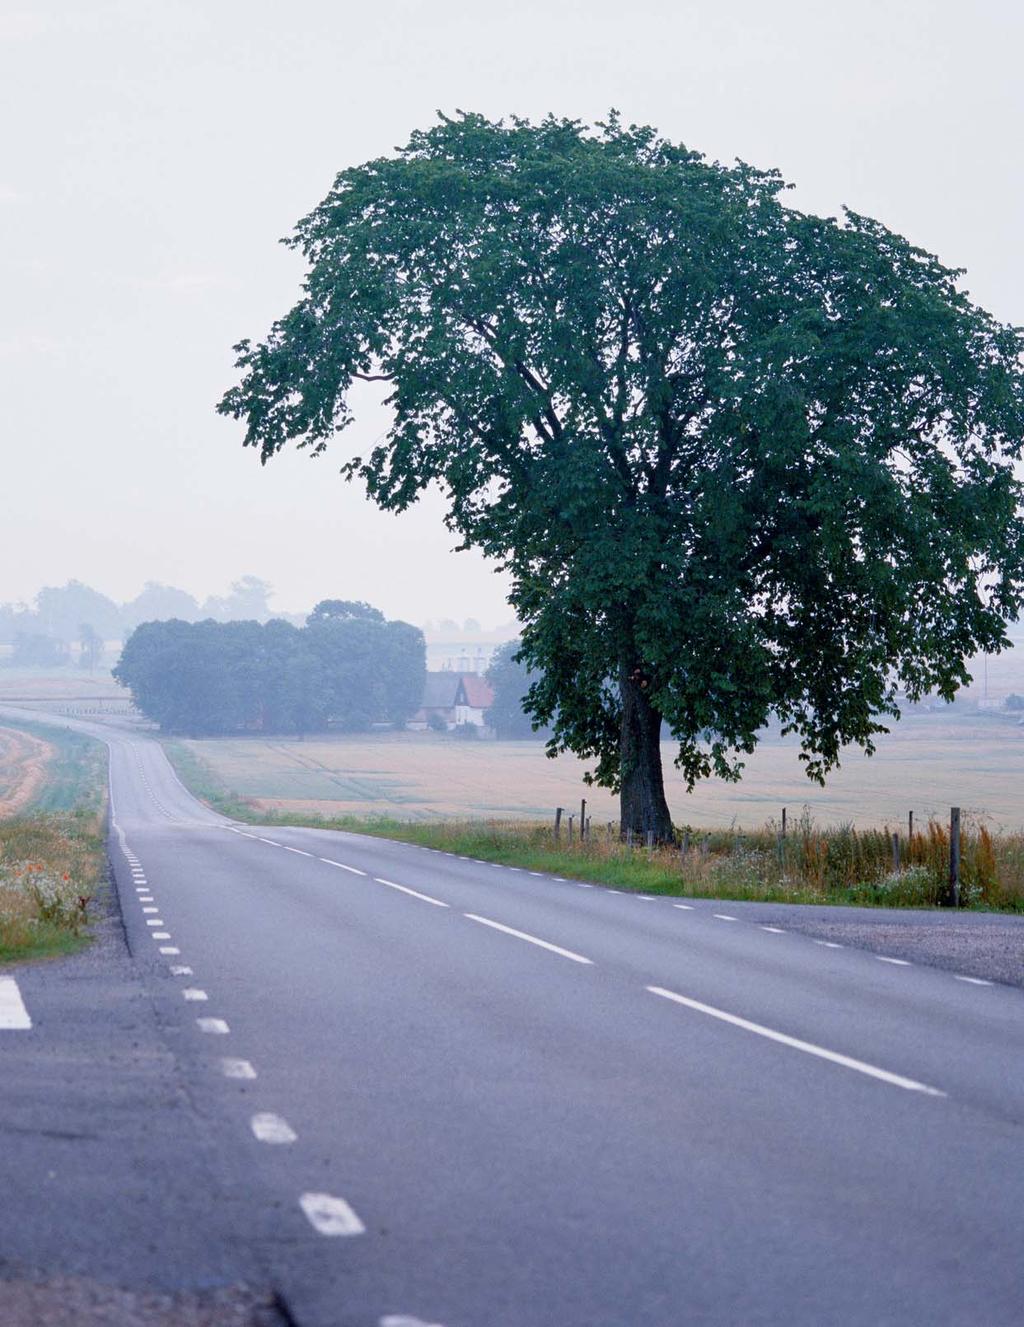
left=463, top=618, right=481, bottom=634
left=201, top=576, right=273, bottom=622
left=379, top=620, right=427, bottom=726
left=122, top=582, right=200, bottom=631
left=8, top=633, right=68, bottom=667
left=115, top=620, right=255, bottom=733
left=78, top=623, right=103, bottom=671
left=115, top=606, right=424, bottom=735
left=35, top=581, right=121, bottom=645
left=307, top=599, right=385, bottom=625
left=220, top=112, right=1024, bottom=838
left=1005, top=693, right=1024, bottom=712
left=486, top=640, right=546, bottom=739
left=258, top=619, right=333, bottom=734
left=0, top=603, right=37, bottom=645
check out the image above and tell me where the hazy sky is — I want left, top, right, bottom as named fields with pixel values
left=2, top=0, right=1022, bottom=625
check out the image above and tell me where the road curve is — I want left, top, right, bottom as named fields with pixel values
left=5, top=710, right=1024, bottom=1326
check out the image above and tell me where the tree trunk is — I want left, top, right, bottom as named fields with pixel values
left=619, top=662, right=674, bottom=842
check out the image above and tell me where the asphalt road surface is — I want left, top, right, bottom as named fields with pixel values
left=4, top=716, right=1024, bottom=1325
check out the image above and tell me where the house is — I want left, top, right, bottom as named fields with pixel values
left=409, top=671, right=495, bottom=730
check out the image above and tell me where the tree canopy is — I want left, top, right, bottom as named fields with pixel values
left=219, top=112, right=1024, bottom=837
left=485, top=639, right=548, bottom=740
left=114, top=608, right=425, bottom=735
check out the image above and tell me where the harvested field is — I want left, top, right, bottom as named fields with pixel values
left=176, top=708, right=1024, bottom=831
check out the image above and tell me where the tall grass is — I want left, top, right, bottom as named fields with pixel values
left=0, top=722, right=109, bottom=963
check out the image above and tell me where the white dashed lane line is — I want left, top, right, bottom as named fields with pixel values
left=760, top=926, right=786, bottom=933
left=955, top=975, right=994, bottom=986
left=221, top=1058, right=257, bottom=1079
left=713, top=914, right=738, bottom=922
left=673, top=904, right=695, bottom=911
left=182, top=988, right=208, bottom=1002
left=320, top=858, right=367, bottom=876
left=170, top=965, right=193, bottom=975
left=197, top=1018, right=230, bottom=1035
left=283, top=846, right=313, bottom=857
left=814, top=940, right=843, bottom=949
left=465, top=914, right=594, bottom=965
left=877, top=956, right=912, bottom=966
left=374, top=878, right=450, bottom=908
left=251, top=1112, right=297, bottom=1144
left=299, top=1192, right=365, bottom=1237
left=647, top=986, right=946, bottom=1097
left=159, top=945, right=180, bottom=955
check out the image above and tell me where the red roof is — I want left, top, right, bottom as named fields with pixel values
left=458, top=673, right=494, bottom=708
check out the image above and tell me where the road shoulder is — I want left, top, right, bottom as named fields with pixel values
left=0, top=871, right=285, bottom=1326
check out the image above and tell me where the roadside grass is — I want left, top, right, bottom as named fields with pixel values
left=0, top=723, right=109, bottom=966
left=163, top=741, right=1024, bottom=912
left=14, top=720, right=108, bottom=814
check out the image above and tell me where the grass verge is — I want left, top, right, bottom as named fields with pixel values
left=0, top=722, right=109, bottom=966
left=163, top=740, right=1024, bottom=911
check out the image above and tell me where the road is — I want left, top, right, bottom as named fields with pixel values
left=6, top=715, right=1024, bottom=1325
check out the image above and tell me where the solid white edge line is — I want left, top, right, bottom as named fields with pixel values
left=320, top=858, right=367, bottom=876
left=464, top=914, right=593, bottom=965
left=0, top=975, right=32, bottom=1030
left=646, top=986, right=945, bottom=1096
left=299, top=1191, right=365, bottom=1237
left=374, top=878, right=449, bottom=908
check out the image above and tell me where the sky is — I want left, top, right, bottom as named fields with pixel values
left=1, top=0, right=1022, bottom=626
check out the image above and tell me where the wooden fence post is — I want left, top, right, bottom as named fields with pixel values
left=908, top=809, right=914, bottom=842
left=781, top=807, right=787, bottom=837
left=554, top=807, right=563, bottom=843
left=949, top=807, right=961, bottom=907
left=891, top=831, right=900, bottom=872
left=580, top=798, right=587, bottom=842
left=567, top=814, right=574, bottom=844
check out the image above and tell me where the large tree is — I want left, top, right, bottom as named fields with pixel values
left=219, top=113, right=1024, bottom=839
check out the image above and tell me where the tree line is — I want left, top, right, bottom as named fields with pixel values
left=113, top=601, right=425, bottom=735
left=0, top=576, right=286, bottom=666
